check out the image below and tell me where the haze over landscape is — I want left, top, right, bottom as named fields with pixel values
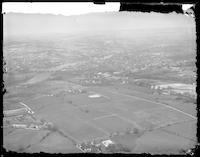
left=4, top=12, right=194, bottom=36
left=3, top=11, right=197, bottom=154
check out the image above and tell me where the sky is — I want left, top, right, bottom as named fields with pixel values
left=2, top=2, right=193, bottom=16
left=2, top=2, right=120, bottom=16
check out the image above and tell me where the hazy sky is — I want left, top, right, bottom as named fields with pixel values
left=2, top=2, right=120, bottom=16
left=2, top=2, right=193, bottom=16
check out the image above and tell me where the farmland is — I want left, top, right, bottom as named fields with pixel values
left=3, top=79, right=196, bottom=153
left=3, top=12, right=196, bottom=154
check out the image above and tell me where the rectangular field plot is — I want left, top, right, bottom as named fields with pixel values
left=147, top=107, right=195, bottom=122
left=161, top=120, right=197, bottom=141
left=159, top=99, right=196, bottom=117
left=40, top=110, right=107, bottom=142
left=72, top=105, right=111, bottom=121
left=57, top=117, right=107, bottom=142
left=91, top=115, right=138, bottom=134
left=26, top=132, right=80, bottom=153
left=116, top=99, right=161, bottom=112
left=3, top=129, right=49, bottom=152
left=84, top=103, right=137, bottom=120
left=42, top=104, right=108, bottom=142
left=69, top=123, right=108, bottom=142
left=131, top=107, right=195, bottom=130
left=63, top=93, right=110, bottom=107
left=53, top=102, right=112, bottom=121
left=85, top=102, right=131, bottom=114
left=86, top=103, right=149, bottom=130
left=134, top=129, right=196, bottom=154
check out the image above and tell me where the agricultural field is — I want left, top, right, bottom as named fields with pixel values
left=3, top=12, right=197, bottom=154
left=3, top=78, right=197, bottom=153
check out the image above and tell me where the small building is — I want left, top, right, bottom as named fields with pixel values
left=102, top=140, right=114, bottom=147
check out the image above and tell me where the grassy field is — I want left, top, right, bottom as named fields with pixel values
left=133, top=129, right=195, bottom=154
left=4, top=79, right=196, bottom=153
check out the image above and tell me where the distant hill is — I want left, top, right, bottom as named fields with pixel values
left=3, top=12, right=195, bottom=37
